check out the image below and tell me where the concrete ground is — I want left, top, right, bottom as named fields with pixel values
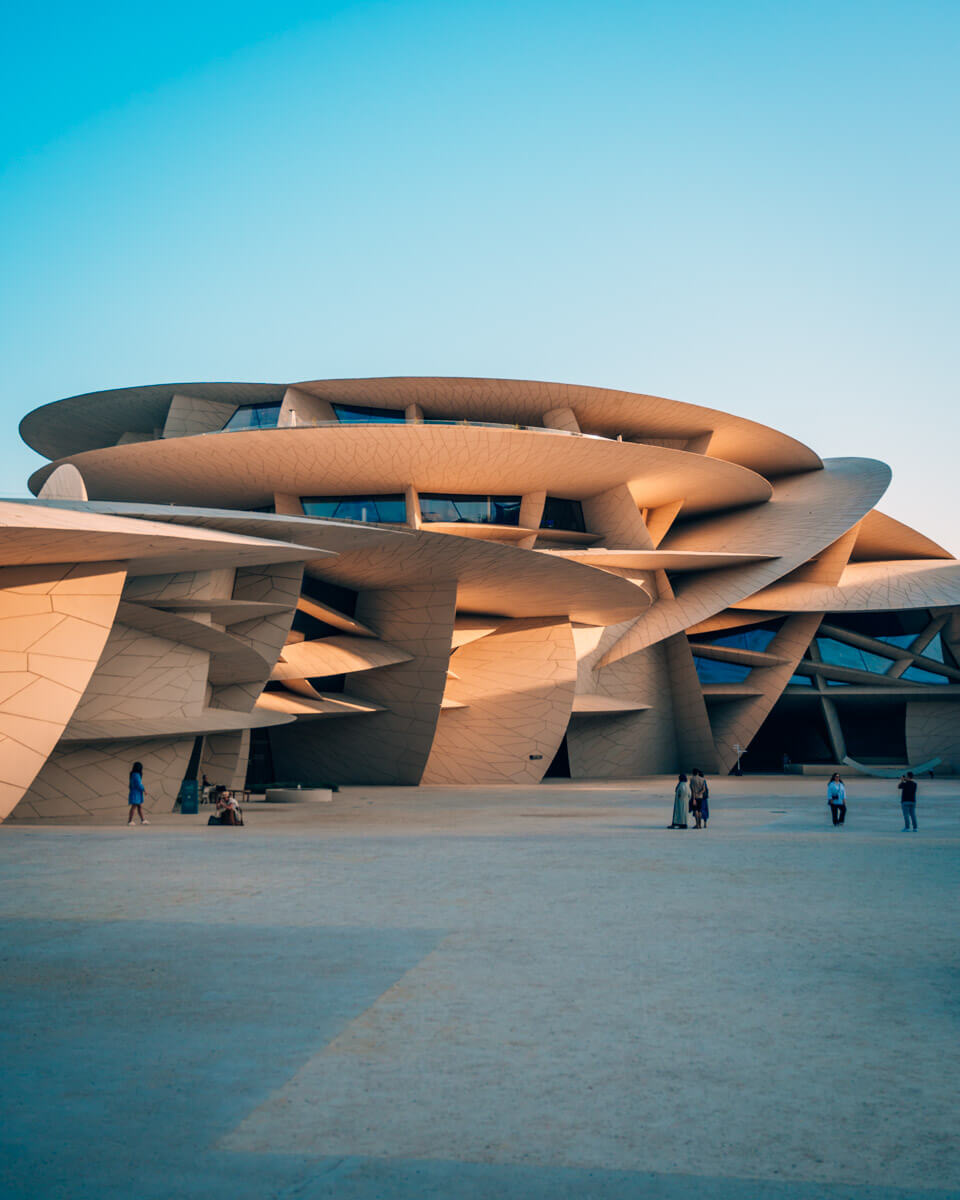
left=1, top=776, right=958, bottom=1200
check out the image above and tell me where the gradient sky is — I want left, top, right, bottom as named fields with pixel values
left=2, top=0, right=957, bottom=548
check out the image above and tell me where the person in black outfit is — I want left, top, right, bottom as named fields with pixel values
left=898, top=772, right=918, bottom=831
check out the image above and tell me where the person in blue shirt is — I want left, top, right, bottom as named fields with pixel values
left=827, top=772, right=846, bottom=826
left=127, top=761, right=149, bottom=826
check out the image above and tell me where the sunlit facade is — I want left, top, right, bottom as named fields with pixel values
left=2, top=376, right=959, bottom=820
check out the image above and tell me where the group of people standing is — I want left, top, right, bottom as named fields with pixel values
left=828, top=770, right=920, bottom=830
left=670, top=770, right=709, bottom=829
left=666, top=768, right=924, bottom=833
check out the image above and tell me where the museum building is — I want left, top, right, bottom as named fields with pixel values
left=2, top=376, right=959, bottom=821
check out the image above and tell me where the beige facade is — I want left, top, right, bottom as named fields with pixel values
left=3, top=376, right=959, bottom=819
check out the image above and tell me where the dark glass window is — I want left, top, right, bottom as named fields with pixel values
left=301, top=495, right=407, bottom=523
left=815, top=638, right=895, bottom=674
left=788, top=674, right=815, bottom=686
left=826, top=611, right=928, bottom=640
left=695, top=628, right=777, bottom=653
left=693, top=657, right=752, bottom=683
left=331, top=403, right=405, bottom=423
left=900, top=664, right=949, bottom=684
left=918, top=632, right=945, bottom=663
left=540, top=497, right=586, bottom=532
left=222, top=402, right=282, bottom=430
left=875, top=633, right=916, bottom=651
left=419, top=494, right=522, bottom=525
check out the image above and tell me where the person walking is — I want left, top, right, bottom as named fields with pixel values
left=827, top=772, right=846, bottom=827
left=898, top=771, right=918, bottom=831
left=689, top=769, right=706, bottom=829
left=127, top=761, right=149, bottom=826
left=670, top=774, right=690, bottom=829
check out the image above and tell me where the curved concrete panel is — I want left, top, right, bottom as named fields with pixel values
left=29, top=423, right=773, bottom=518
left=308, top=526, right=650, bottom=626
left=599, top=458, right=891, bottom=663
left=116, top=603, right=274, bottom=683
left=268, top=583, right=458, bottom=785
left=271, top=636, right=413, bottom=679
left=422, top=618, right=577, bottom=784
left=905, top=701, right=960, bottom=773
left=37, top=463, right=87, bottom=501
left=22, top=376, right=821, bottom=479
left=16, top=734, right=195, bottom=819
left=0, top=500, right=317, bottom=574
left=734, top=559, right=960, bottom=613
left=256, top=690, right=384, bottom=717
left=61, top=707, right=293, bottom=741
left=20, top=382, right=285, bottom=460
left=0, top=562, right=126, bottom=819
left=852, top=510, right=953, bottom=563
left=537, top=549, right=777, bottom=571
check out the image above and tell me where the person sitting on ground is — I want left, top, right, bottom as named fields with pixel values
left=214, top=790, right=243, bottom=827
left=827, top=772, right=847, bottom=827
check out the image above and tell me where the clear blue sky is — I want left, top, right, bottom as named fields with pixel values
left=2, top=0, right=957, bottom=548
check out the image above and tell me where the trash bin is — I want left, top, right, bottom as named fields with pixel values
left=180, top=779, right=199, bottom=814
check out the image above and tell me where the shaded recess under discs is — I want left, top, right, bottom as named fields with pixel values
left=4, top=375, right=960, bottom=820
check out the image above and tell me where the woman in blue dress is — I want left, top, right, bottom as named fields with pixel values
left=127, top=761, right=149, bottom=826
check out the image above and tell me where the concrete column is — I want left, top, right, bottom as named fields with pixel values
left=820, top=697, right=847, bottom=762
left=279, top=386, right=335, bottom=427
left=274, top=494, right=304, bottom=516
left=405, top=403, right=425, bottom=422
left=405, top=485, right=422, bottom=529
left=517, top=490, right=546, bottom=549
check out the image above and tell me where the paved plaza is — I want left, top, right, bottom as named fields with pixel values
left=1, top=777, right=958, bottom=1199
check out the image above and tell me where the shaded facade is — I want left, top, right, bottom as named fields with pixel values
left=2, top=376, right=959, bottom=819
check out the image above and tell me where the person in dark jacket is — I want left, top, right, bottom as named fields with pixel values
left=898, top=772, right=918, bottom=831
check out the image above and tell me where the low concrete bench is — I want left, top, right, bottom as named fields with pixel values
left=264, top=787, right=334, bottom=804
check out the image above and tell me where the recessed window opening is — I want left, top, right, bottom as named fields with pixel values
left=900, top=664, right=950, bottom=684
left=419, top=494, right=522, bottom=525
left=221, top=402, right=282, bottom=431
left=692, top=627, right=779, bottom=653
left=331, top=403, right=405, bottom=423
left=300, top=575, right=358, bottom=616
left=540, top=497, right=586, bottom=532
left=815, top=637, right=897, bottom=674
left=918, top=632, right=948, bottom=664
left=826, top=610, right=929, bottom=640
left=693, top=657, right=752, bottom=683
left=301, top=495, right=407, bottom=523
